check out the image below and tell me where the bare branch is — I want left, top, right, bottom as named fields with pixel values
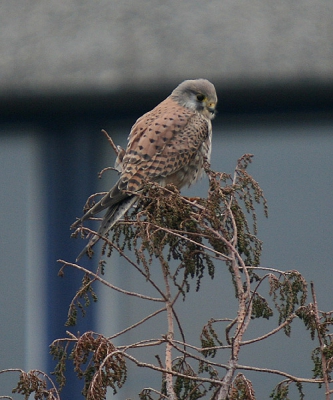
left=101, top=129, right=119, bottom=155
left=58, top=259, right=164, bottom=302
left=240, top=314, right=298, bottom=345
left=108, top=307, right=167, bottom=340
left=237, top=363, right=328, bottom=383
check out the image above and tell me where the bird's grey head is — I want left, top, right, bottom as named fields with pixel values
left=170, top=78, right=218, bottom=120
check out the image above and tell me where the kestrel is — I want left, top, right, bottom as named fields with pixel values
left=72, top=79, right=217, bottom=261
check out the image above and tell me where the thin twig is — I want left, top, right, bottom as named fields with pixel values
left=240, top=314, right=298, bottom=345
left=58, top=259, right=163, bottom=302
left=113, top=350, right=225, bottom=385
left=237, top=363, right=328, bottom=383
left=100, top=231, right=168, bottom=301
left=118, top=338, right=166, bottom=351
left=108, top=307, right=167, bottom=340
left=101, top=129, right=119, bottom=155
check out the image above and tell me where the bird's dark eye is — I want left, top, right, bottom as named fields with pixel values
left=196, top=93, right=205, bottom=102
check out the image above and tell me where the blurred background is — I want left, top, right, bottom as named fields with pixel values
left=1, top=1, right=333, bottom=398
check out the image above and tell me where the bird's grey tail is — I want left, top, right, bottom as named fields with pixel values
left=75, top=196, right=137, bottom=261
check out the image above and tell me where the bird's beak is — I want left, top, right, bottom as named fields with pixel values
left=207, top=102, right=216, bottom=116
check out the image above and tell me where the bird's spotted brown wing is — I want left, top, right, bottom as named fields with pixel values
left=120, top=97, right=210, bottom=192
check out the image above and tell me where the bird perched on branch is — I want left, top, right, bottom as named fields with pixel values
left=71, top=78, right=217, bottom=261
